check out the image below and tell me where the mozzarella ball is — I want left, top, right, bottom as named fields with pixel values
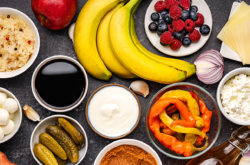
left=1, top=120, right=15, bottom=135
left=0, top=92, right=7, bottom=106
left=0, top=127, right=4, bottom=141
left=0, top=108, right=10, bottom=125
left=9, top=113, right=15, bottom=120
left=2, top=98, right=18, bottom=113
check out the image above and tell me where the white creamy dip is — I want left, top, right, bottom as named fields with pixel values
left=221, top=74, right=250, bottom=121
left=88, top=86, right=139, bottom=137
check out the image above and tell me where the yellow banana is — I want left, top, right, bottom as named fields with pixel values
left=109, top=0, right=187, bottom=84
left=97, top=2, right=136, bottom=78
left=130, top=4, right=195, bottom=78
left=74, top=0, right=125, bottom=80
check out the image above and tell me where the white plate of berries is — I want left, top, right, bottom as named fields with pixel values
left=145, top=0, right=212, bottom=57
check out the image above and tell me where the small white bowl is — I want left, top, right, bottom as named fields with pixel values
left=30, top=115, right=88, bottom=165
left=0, top=8, right=40, bottom=78
left=0, top=87, right=22, bottom=144
left=31, top=55, right=88, bottom=112
left=217, top=67, right=250, bottom=125
left=94, top=139, right=162, bottom=165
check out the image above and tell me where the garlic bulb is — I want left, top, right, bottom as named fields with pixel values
left=23, top=105, right=40, bottom=122
left=0, top=92, right=7, bottom=106
left=1, top=120, right=15, bottom=135
left=0, top=127, right=4, bottom=141
left=2, top=98, right=18, bottom=114
left=129, top=80, right=149, bottom=98
left=0, top=108, right=10, bottom=125
left=68, top=23, right=75, bottom=43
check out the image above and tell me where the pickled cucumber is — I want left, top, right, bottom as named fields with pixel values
left=58, top=118, right=85, bottom=148
left=55, top=155, right=66, bottom=165
left=46, top=125, right=79, bottom=163
left=33, top=143, right=59, bottom=165
left=39, top=133, right=67, bottom=160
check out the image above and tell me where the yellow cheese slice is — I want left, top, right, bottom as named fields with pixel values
left=217, top=2, right=250, bottom=52
left=231, top=25, right=241, bottom=59
left=238, top=23, right=246, bottom=64
left=218, top=1, right=250, bottom=40
left=244, top=20, right=250, bottom=64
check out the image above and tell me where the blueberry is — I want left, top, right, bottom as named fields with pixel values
left=161, top=10, right=169, bottom=19
left=158, top=19, right=165, bottom=24
left=181, top=10, right=190, bottom=21
left=160, top=41, right=168, bottom=46
left=190, top=5, right=198, bottom=12
left=173, top=31, right=185, bottom=40
left=151, top=12, right=160, bottom=21
left=157, top=31, right=162, bottom=36
left=163, top=15, right=172, bottom=24
left=157, top=23, right=168, bottom=33
left=180, top=29, right=188, bottom=36
left=148, top=22, right=158, bottom=32
left=190, top=11, right=198, bottom=21
left=182, top=37, right=191, bottom=46
left=200, top=24, right=210, bottom=35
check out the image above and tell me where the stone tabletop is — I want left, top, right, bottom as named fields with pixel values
left=0, top=0, right=247, bottom=164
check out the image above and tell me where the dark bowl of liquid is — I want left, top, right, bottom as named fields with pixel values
left=31, top=55, right=88, bottom=112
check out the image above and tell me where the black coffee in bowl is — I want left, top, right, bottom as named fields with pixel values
left=35, top=59, right=85, bottom=109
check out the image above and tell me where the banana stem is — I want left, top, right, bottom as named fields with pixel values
left=126, top=0, right=141, bottom=10
left=131, top=0, right=142, bottom=15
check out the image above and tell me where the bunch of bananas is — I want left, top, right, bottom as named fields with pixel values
left=74, top=0, right=195, bottom=84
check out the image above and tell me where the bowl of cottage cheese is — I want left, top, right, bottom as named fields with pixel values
left=217, top=68, right=250, bottom=125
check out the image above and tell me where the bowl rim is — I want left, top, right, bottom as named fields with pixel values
left=0, top=87, right=22, bottom=144
left=85, top=84, right=141, bottom=139
left=93, top=139, right=162, bottom=165
left=0, top=7, right=40, bottom=78
left=216, top=67, right=250, bottom=125
left=145, top=82, right=222, bottom=160
left=30, top=114, right=88, bottom=165
left=31, top=55, right=88, bottom=112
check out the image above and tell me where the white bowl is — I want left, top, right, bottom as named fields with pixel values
left=0, top=87, right=22, bottom=143
left=217, top=67, right=250, bottom=125
left=30, top=115, right=88, bottom=165
left=31, top=55, right=88, bottom=112
left=94, top=139, right=162, bottom=165
left=0, top=8, right=40, bottom=78
left=144, top=0, right=212, bottom=57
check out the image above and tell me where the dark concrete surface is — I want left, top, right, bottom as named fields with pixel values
left=0, top=0, right=246, bottom=164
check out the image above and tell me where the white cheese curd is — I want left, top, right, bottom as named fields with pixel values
left=221, top=74, right=250, bottom=121
left=1, top=120, right=15, bottom=135
left=0, top=92, right=7, bottom=106
left=88, top=86, right=139, bottom=137
left=9, top=112, right=15, bottom=120
left=0, top=108, right=10, bottom=125
left=2, top=98, right=18, bottom=113
left=0, top=127, right=4, bottom=141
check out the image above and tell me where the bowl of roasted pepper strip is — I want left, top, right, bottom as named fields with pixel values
left=146, top=82, right=221, bottom=159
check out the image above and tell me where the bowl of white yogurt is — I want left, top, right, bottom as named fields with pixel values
left=217, top=67, right=250, bottom=125
left=85, top=84, right=141, bottom=139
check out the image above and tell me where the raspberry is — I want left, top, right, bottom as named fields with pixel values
left=172, top=19, right=185, bottom=32
left=165, top=0, right=178, bottom=9
left=189, top=29, right=201, bottom=41
left=179, top=0, right=191, bottom=10
left=168, top=25, right=175, bottom=34
left=154, top=1, right=166, bottom=13
left=160, top=31, right=174, bottom=44
left=195, top=13, right=204, bottom=27
left=169, top=5, right=182, bottom=20
left=170, top=38, right=182, bottom=50
left=185, top=19, right=195, bottom=32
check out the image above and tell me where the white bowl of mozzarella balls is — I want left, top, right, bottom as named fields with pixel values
left=0, top=87, right=22, bottom=143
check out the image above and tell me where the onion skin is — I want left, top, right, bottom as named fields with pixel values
left=194, top=49, right=224, bottom=85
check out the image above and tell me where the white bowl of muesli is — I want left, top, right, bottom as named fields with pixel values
left=0, top=7, right=40, bottom=78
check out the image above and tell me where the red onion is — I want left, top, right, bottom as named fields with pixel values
left=194, top=49, right=224, bottom=84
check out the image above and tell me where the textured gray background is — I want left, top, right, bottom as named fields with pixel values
left=0, top=0, right=246, bottom=164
